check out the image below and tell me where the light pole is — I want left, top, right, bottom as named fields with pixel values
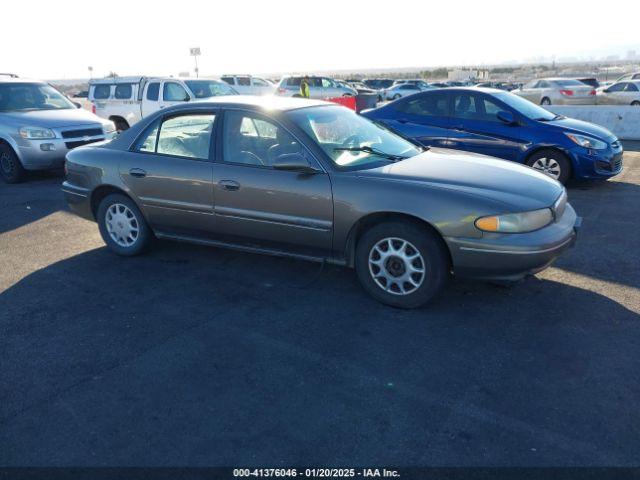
left=88, top=66, right=93, bottom=79
left=190, top=47, right=201, bottom=78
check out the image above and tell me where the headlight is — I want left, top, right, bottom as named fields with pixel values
left=565, top=132, right=607, bottom=150
left=102, top=121, right=117, bottom=134
left=475, top=208, right=553, bottom=233
left=19, top=127, right=55, bottom=139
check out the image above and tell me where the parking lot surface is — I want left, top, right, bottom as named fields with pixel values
left=1, top=147, right=639, bottom=467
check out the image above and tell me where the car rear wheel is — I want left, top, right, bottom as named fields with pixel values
left=355, top=221, right=449, bottom=308
left=0, top=144, right=26, bottom=184
left=526, top=149, right=571, bottom=184
left=97, top=193, right=152, bottom=256
left=392, top=94, right=401, bottom=100
left=540, top=97, right=551, bottom=106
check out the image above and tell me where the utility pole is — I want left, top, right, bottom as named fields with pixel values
left=88, top=66, right=93, bottom=79
left=190, top=47, right=201, bottom=78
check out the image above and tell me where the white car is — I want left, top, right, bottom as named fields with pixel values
left=597, top=80, right=640, bottom=106
left=89, top=76, right=237, bottom=130
left=382, top=84, right=423, bottom=101
left=220, top=75, right=276, bottom=95
left=513, top=78, right=596, bottom=105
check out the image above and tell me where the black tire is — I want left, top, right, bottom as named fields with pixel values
left=392, top=94, right=401, bottom=100
left=540, top=97, right=551, bottom=106
left=97, top=193, right=152, bottom=256
left=631, top=101, right=640, bottom=107
left=355, top=221, right=449, bottom=309
left=113, top=118, right=129, bottom=132
left=525, top=149, right=571, bottom=184
left=0, top=143, right=26, bottom=184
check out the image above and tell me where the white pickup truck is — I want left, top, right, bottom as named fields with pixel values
left=89, top=76, right=237, bottom=130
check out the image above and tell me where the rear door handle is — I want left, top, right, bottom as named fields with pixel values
left=219, top=179, right=240, bottom=191
left=129, top=168, right=147, bottom=178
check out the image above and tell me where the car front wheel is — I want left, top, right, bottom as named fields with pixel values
left=97, top=193, right=152, bottom=256
left=526, top=149, right=571, bottom=184
left=0, top=144, right=25, bottom=184
left=355, top=222, right=449, bottom=308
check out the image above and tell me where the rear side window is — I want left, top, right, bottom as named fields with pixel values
left=114, top=84, right=133, bottom=99
left=286, top=77, right=301, bottom=86
left=238, top=77, right=251, bottom=86
left=93, top=84, right=111, bottom=99
left=156, top=114, right=215, bottom=159
left=396, top=94, right=449, bottom=117
left=146, top=82, right=160, bottom=101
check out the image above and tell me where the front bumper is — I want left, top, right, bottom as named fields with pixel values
left=446, top=204, right=580, bottom=281
left=568, top=143, right=624, bottom=180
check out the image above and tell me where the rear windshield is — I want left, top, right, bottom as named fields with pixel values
left=554, top=79, right=585, bottom=87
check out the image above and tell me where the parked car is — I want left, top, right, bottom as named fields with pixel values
left=596, top=80, right=640, bottom=106
left=513, top=78, right=596, bottom=105
left=62, top=96, right=579, bottom=308
left=615, top=72, right=640, bottom=82
left=577, top=78, right=600, bottom=89
left=393, top=79, right=433, bottom=90
left=220, top=75, right=275, bottom=95
left=361, top=87, right=623, bottom=184
left=363, top=79, right=394, bottom=90
left=89, top=76, right=237, bottom=131
left=382, top=83, right=425, bottom=101
left=275, top=75, right=357, bottom=99
left=0, top=77, right=116, bottom=183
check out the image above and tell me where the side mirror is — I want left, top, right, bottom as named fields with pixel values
left=73, top=101, right=82, bottom=109
left=272, top=153, right=319, bottom=174
left=497, top=110, right=516, bottom=125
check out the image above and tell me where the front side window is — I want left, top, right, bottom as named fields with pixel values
left=221, top=77, right=235, bottom=85
left=223, top=111, right=301, bottom=167
left=453, top=93, right=479, bottom=118
left=607, top=83, right=626, bottom=92
left=238, top=77, right=251, bottom=86
left=321, top=78, right=334, bottom=88
left=136, top=114, right=215, bottom=160
left=252, top=78, right=269, bottom=87
left=114, top=84, right=133, bottom=99
left=163, top=82, right=189, bottom=102
left=396, top=94, right=448, bottom=117
left=93, top=84, right=112, bottom=99
left=146, top=82, right=160, bottom=101
left=0, top=83, right=76, bottom=112
left=288, top=106, right=421, bottom=170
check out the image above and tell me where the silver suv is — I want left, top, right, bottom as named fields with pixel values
left=275, top=75, right=357, bottom=99
left=0, top=76, right=116, bottom=183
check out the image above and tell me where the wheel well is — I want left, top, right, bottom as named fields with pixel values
left=525, top=146, right=572, bottom=172
left=90, top=185, right=129, bottom=219
left=345, top=212, right=452, bottom=268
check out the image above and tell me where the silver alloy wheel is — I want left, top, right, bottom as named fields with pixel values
left=368, top=237, right=426, bottom=296
left=105, top=203, right=139, bottom=248
left=0, top=152, right=12, bottom=173
left=531, top=157, right=561, bottom=179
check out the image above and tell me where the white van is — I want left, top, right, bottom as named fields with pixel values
left=220, top=75, right=276, bottom=96
left=89, top=77, right=237, bottom=130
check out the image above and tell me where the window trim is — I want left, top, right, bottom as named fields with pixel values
left=129, top=109, right=218, bottom=162
left=217, top=108, right=326, bottom=173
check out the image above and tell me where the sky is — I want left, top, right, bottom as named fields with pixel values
left=3, top=0, right=639, bottom=80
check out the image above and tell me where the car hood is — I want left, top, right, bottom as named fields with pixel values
left=546, top=116, right=616, bottom=142
left=357, top=148, right=564, bottom=211
left=0, top=108, right=104, bottom=128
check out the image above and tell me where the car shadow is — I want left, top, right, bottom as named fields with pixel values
left=1, top=240, right=639, bottom=465
left=0, top=170, right=65, bottom=234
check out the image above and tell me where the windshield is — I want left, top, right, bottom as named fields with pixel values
left=287, top=106, right=421, bottom=170
left=493, top=92, right=556, bottom=121
left=185, top=80, right=237, bottom=98
left=0, top=83, right=75, bottom=112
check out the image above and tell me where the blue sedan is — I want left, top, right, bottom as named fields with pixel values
left=362, top=88, right=623, bottom=184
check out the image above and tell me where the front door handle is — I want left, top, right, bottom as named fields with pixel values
left=219, top=179, right=240, bottom=191
left=129, top=168, right=147, bottom=178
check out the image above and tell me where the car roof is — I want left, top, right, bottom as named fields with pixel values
left=184, top=94, right=330, bottom=111
left=0, top=77, right=46, bottom=84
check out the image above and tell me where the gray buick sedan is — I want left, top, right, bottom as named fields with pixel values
left=63, top=96, right=580, bottom=308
